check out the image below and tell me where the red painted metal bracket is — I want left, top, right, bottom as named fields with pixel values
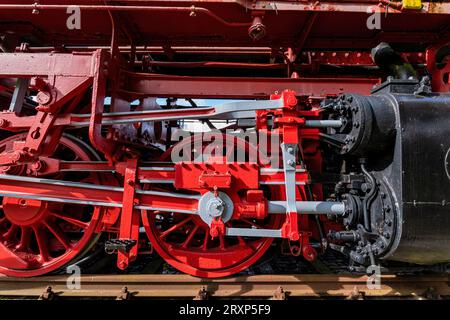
left=89, top=50, right=117, bottom=163
left=174, top=161, right=259, bottom=190
left=117, top=158, right=140, bottom=270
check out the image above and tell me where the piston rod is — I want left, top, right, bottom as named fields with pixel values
left=268, top=201, right=345, bottom=215
left=304, top=120, right=343, bottom=128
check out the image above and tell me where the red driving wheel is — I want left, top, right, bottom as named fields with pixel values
left=142, top=134, right=284, bottom=278
left=0, top=133, right=104, bottom=277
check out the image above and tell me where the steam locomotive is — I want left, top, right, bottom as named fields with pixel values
left=0, top=1, right=448, bottom=278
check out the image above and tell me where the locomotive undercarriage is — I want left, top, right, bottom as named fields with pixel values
left=0, top=2, right=449, bottom=277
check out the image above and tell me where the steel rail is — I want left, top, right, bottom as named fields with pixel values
left=0, top=274, right=448, bottom=299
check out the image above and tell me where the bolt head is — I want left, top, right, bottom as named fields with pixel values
left=286, top=95, right=297, bottom=107
left=32, top=160, right=45, bottom=171
left=36, top=91, right=52, bottom=105
left=207, top=198, right=225, bottom=218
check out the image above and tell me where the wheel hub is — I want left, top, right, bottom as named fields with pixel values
left=198, top=191, right=234, bottom=225
left=208, top=199, right=224, bottom=217
left=2, top=198, right=47, bottom=227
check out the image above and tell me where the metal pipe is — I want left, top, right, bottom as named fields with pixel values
left=304, top=120, right=343, bottom=128
left=268, top=201, right=345, bottom=215
left=17, top=46, right=273, bottom=55
left=143, top=61, right=286, bottom=69
left=360, top=162, right=377, bottom=232
left=0, top=5, right=250, bottom=27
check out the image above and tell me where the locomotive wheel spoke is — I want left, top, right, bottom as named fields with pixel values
left=32, top=226, right=50, bottom=263
left=160, top=217, right=192, bottom=239
left=17, top=227, right=32, bottom=251
left=219, top=235, right=226, bottom=250
left=202, top=228, right=209, bottom=251
left=237, top=236, right=246, bottom=246
left=3, top=225, right=19, bottom=241
left=182, top=225, right=200, bottom=248
left=43, top=221, right=72, bottom=250
left=49, top=211, right=89, bottom=230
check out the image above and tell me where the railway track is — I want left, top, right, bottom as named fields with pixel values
left=0, top=274, right=448, bottom=299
